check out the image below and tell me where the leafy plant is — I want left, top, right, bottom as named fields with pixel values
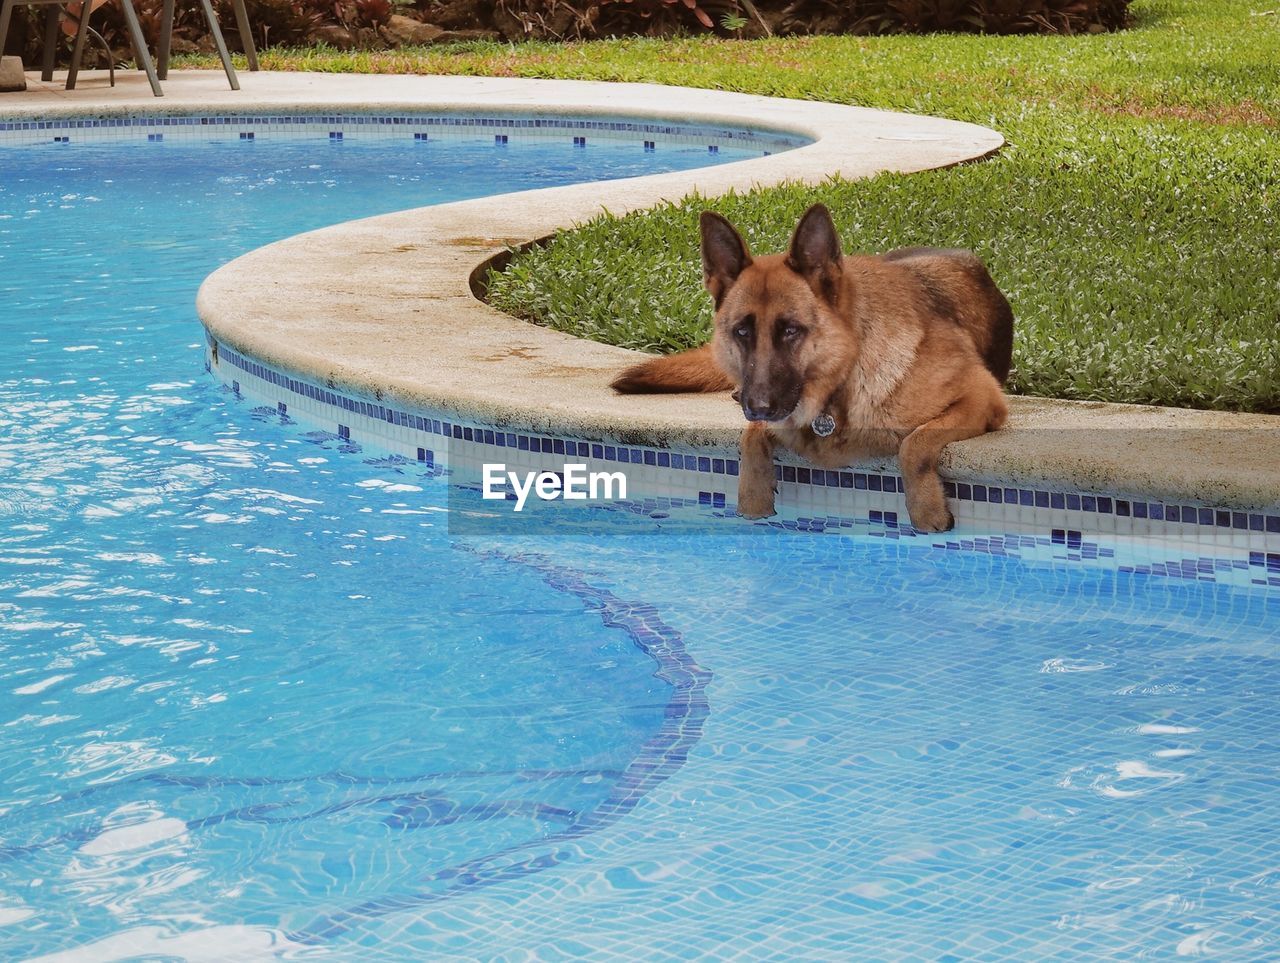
left=338, top=0, right=392, bottom=27
left=216, top=0, right=327, bottom=48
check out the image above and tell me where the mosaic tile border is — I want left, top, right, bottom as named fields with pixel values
left=209, top=338, right=1280, bottom=589
left=293, top=546, right=712, bottom=941
left=0, top=111, right=804, bottom=152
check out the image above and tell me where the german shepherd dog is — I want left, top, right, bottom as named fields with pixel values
left=611, top=204, right=1013, bottom=533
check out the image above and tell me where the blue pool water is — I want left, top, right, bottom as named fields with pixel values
left=2, top=133, right=1278, bottom=961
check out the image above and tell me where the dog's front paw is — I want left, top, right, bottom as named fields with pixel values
left=736, top=490, right=777, bottom=519
left=907, top=501, right=954, bottom=533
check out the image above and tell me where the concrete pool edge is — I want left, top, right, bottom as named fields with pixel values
left=10, top=71, right=1278, bottom=519
left=180, top=73, right=1277, bottom=517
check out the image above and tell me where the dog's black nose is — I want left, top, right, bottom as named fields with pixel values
left=742, top=404, right=777, bottom=422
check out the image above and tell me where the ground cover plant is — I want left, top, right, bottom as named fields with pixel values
left=178, top=0, right=1279, bottom=411
left=1, top=0, right=1133, bottom=63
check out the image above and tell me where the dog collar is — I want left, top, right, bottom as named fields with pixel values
left=811, top=412, right=836, bottom=437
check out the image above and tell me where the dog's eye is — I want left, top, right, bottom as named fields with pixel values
left=733, top=322, right=751, bottom=339
left=782, top=322, right=806, bottom=341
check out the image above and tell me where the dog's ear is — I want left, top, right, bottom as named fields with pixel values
left=700, top=211, right=752, bottom=308
left=786, top=203, right=843, bottom=302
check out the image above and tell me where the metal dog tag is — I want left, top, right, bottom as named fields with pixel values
left=811, top=413, right=836, bottom=437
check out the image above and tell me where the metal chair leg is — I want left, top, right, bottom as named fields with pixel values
left=157, top=0, right=172, bottom=79
left=197, top=0, right=237, bottom=90
left=231, top=0, right=256, bottom=71
left=117, top=0, right=162, bottom=96
left=65, top=0, right=93, bottom=89
left=88, top=26, right=112, bottom=85
left=40, top=4, right=57, bottom=80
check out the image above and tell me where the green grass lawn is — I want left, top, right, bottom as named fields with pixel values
left=181, top=0, right=1280, bottom=411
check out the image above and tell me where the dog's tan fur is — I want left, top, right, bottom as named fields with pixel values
left=611, top=204, right=1014, bottom=532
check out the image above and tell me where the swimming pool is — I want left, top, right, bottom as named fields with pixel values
left=2, top=116, right=1278, bottom=961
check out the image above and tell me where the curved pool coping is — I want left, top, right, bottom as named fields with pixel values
left=8, top=71, right=1279, bottom=513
